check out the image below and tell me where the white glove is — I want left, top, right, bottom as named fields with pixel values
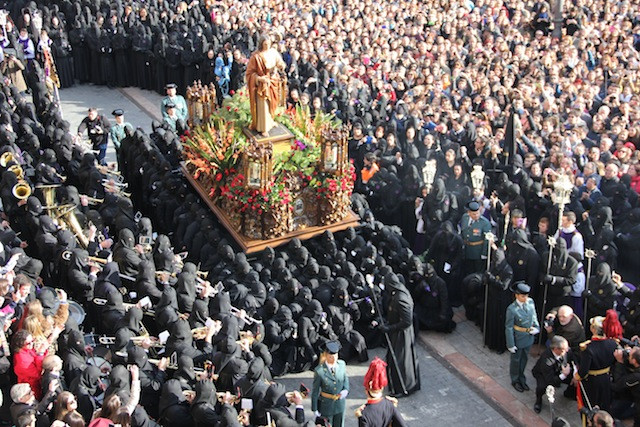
left=529, top=327, right=540, bottom=335
left=508, top=346, right=517, bottom=353
left=315, top=410, right=321, bottom=417
left=339, top=390, right=348, bottom=399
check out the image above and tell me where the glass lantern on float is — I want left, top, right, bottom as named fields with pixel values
left=242, top=139, right=273, bottom=190
left=320, top=127, right=349, bottom=174
left=422, top=159, right=437, bottom=193
left=470, top=164, right=485, bottom=197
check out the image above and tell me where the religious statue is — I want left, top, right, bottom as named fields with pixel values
left=246, top=34, right=286, bottom=136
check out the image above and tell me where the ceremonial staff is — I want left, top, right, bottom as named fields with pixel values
left=539, top=173, right=573, bottom=345
left=582, top=249, right=596, bottom=325
left=483, top=232, right=496, bottom=346
left=366, top=274, right=408, bottom=396
left=539, top=235, right=556, bottom=346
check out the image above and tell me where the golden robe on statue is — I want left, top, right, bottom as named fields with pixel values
left=246, top=45, right=285, bottom=135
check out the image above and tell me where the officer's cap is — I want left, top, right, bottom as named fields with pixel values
left=510, top=281, right=530, bottom=295
left=166, top=83, right=177, bottom=89
left=466, top=201, right=480, bottom=212
left=112, top=109, right=124, bottom=117
left=324, top=340, right=341, bottom=354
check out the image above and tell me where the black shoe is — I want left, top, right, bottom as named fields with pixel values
left=521, top=382, right=530, bottom=391
left=496, top=349, right=505, bottom=355
left=534, top=401, right=542, bottom=413
left=512, top=382, right=524, bottom=392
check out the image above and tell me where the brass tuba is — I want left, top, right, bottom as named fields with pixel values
left=8, top=164, right=23, bottom=179
left=12, top=181, right=31, bottom=200
left=0, top=152, right=14, bottom=167
left=57, top=205, right=89, bottom=248
left=35, top=183, right=60, bottom=210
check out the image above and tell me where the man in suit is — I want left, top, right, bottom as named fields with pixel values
left=311, top=341, right=349, bottom=427
left=505, top=281, right=540, bottom=392
left=532, top=336, right=572, bottom=413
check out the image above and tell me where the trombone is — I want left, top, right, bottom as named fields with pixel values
left=148, top=352, right=178, bottom=370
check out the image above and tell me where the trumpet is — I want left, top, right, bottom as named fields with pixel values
left=102, top=179, right=128, bottom=188
left=88, top=255, right=108, bottom=265
left=236, top=331, right=256, bottom=346
left=196, top=271, right=209, bottom=279
left=97, top=164, right=121, bottom=176
left=230, top=306, right=262, bottom=325
left=130, top=335, right=165, bottom=348
left=149, top=358, right=178, bottom=370
left=12, top=181, right=31, bottom=200
left=91, top=298, right=156, bottom=316
left=80, top=194, right=104, bottom=205
left=0, top=152, right=14, bottom=167
left=156, top=271, right=177, bottom=280
left=217, top=392, right=240, bottom=404
left=191, top=327, right=210, bottom=340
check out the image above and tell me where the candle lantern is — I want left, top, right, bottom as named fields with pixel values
left=422, top=159, right=437, bottom=193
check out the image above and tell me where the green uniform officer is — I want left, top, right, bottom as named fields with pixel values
left=312, top=341, right=349, bottom=427
left=163, top=102, right=179, bottom=132
left=161, top=83, right=188, bottom=122
left=505, top=281, right=539, bottom=392
left=109, top=109, right=131, bottom=153
left=460, top=200, right=492, bottom=275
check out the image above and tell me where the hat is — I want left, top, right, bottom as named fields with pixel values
left=10, top=383, right=31, bottom=403
left=323, top=340, right=341, bottom=354
left=590, top=316, right=604, bottom=329
left=466, top=201, right=481, bottom=212
left=111, top=109, right=124, bottom=117
left=363, top=357, right=388, bottom=392
left=510, top=281, right=530, bottom=295
left=165, top=83, right=177, bottom=89
left=166, top=102, right=176, bottom=109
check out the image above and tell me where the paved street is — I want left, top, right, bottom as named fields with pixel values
left=59, top=83, right=519, bottom=427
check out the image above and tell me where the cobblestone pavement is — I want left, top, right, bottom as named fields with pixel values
left=59, top=84, right=163, bottom=164
left=278, top=346, right=515, bottom=427
left=422, top=307, right=582, bottom=426
left=59, top=84, right=519, bottom=427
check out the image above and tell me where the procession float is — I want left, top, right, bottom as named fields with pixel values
left=181, top=80, right=359, bottom=253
